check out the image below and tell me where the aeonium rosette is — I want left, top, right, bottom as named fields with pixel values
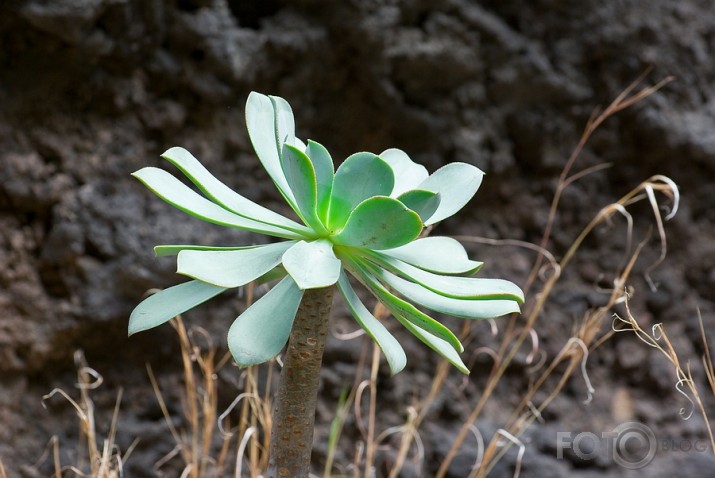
left=129, top=92, right=524, bottom=374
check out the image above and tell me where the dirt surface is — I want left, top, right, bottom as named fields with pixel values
left=1, top=1, right=714, bottom=476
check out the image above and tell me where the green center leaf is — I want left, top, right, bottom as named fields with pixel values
left=396, top=189, right=441, bottom=223
left=332, top=196, right=423, bottom=250
left=328, top=152, right=395, bottom=231
left=305, top=140, right=335, bottom=224
left=281, top=144, right=329, bottom=234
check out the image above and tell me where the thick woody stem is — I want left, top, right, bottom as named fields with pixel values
left=266, top=286, right=334, bottom=478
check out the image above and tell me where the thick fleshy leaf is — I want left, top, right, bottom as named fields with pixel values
left=342, top=255, right=463, bottom=353
left=397, top=318, right=469, bottom=374
left=161, top=147, right=309, bottom=235
left=132, top=167, right=307, bottom=240
left=332, top=196, right=422, bottom=250
left=155, top=244, right=259, bottom=257
left=381, top=236, right=482, bottom=275
left=270, top=95, right=296, bottom=147
left=328, top=153, right=394, bottom=230
left=397, top=189, right=441, bottom=222
left=245, top=92, right=297, bottom=208
left=337, top=271, right=407, bottom=375
left=282, top=239, right=341, bottom=289
left=128, top=280, right=227, bottom=335
left=366, top=252, right=524, bottom=302
left=281, top=144, right=328, bottom=234
left=177, top=241, right=295, bottom=288
left=418, top=163, right=484, bottom=226
left=305, top=140, right=334, bottom=223
left=227, top=276, right=304, bottom=366
left=380, top=148, right=429, bottom=196
left=369, top=265, right=521, bottom=319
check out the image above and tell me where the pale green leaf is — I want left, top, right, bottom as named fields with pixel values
left=155, top=244, right=259, bottom=257
left=228, top=276, right=304, bottom=367
left=418, top=163, right=484, bottom=226
left=342, top=255, right=463, bottom=353
left=245, top=92, right=297, bottom=209
left=281, top=144, right=328, bottom=234
left=128, top=280, right=227, bottom=336
left=397, top=318, right=469, bottom=374
left=270, top=95, right=296, bottom=148
left=161, top=146, right=309, bottom=235
left=332, top=196, right=422, bottom=250
left=379, top=148, right=429, bottom=196
left=337, top=271, right=407, bottom=375
left=396, top=189, right=441, bottom=222
left=369, top=264, right=521, bottom=320
left=305, top=140, right=334, bottom=223
left=328, top=153, right=394, bottom=230
left=282, top=239, right=341, bottom=289
left=132, top=167, right=307, bottom=240
left=177, top=241, right=295, bottom=288
left=381, top=236, right=482, bottom=275
left=366, top=252, right=524, bottom=302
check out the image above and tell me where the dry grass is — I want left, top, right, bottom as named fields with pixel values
left=148, top=282, right=276, bottom=477
left=38, top=350, right=138, bottom=477
left=614, top=305, right=715, bottom=453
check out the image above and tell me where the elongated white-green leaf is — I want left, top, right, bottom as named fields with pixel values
left=397, top=189, right=440, bottom=223
left=328, top=153, right=395, bottom=230
left=282, top=239, right=341, bottom=289
left=270, top=95, right=296, bottom=148
left=177, top=241, right=295, bottom=288
left=245, top=92, right=297, bottom=209
left=381, top=236, right=482, bottom=275
left=342, top=255, right=463, bottom=353
left=155, top=244, right=259, bottom=257
left=281, top=144, right=328, bottom=234
left=369, top=264, right=521, bottom=319
left=333, top=196, right=422, bottom=250
left=161, top=147, right=310, bottom=235
left=337, top=271, right=407, bottom=375
left=128, top=280, right=227, bottom=335
left=133, top=167, right=307, bottom=240
left=380, top=148, right=429, bottom=196
left=418, top=163, right=484, bottom=225
left=228, top=276, right=304, bottom=367
left=367, top=251, right=524, bottom=302
left=396, top=317, right=469, bottom=374
left=305, top=140, right=334, bottom=223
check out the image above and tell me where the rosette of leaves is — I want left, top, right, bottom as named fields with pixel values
left=129, top=92, right=524, bottom=376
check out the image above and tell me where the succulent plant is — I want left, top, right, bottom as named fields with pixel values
left=129, top=91, right=523, bottom=376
